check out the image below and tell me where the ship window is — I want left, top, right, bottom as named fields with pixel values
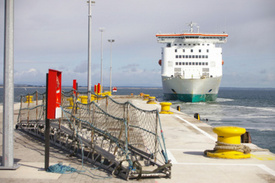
left=189, top=55, right=191, bottom=58
left=199, top=55, right=201, bottom=58
left=192, top=55, right=195, bottom=58
left=182, top=55, right=185, bottom=58
left=191, top=49, right=193, bottom=52
left=198, top=44, right=200, bottom=46
left=184, top=44, right=186, bottom=46
left=179, top=44, right=182, bottom=46
left=186, top=62, right=188, bottom=65
left=176, top=62, right=178, bottom=65
left=193, top=44, right=196, bottom=46
left=179, top=62, right=182, bottom=65
left=192, top=62, right=195, bottom=65
left=183, top=49, right=185, bottom=52
left=206, top=55, right=208, bottom=58
left=202, top=44, right=205, bottom=46
left=189, top=62, right=191, bottom=65
left=202, top=55, right=205, bottom=58
left=199, top=62, right=201, bottom=65
left=182, top=62, right=185, bottom=65
left=179, top=55, right=182, bottom=58
left=167, top=43, right=171, bottom=47
left=206, top=62, right=208, bottom=65
left=175, top=49, right=177, bottom=52
left=174, top=44, right=177, bottom=46
left=188, top=44, right=191, bottom=46
left=207, top=44, right=209, bottom=46
left=202, top=62, right=205, bottom=65
left=176, top=55, right=178, bottom=58
left=199, top=49, right=201, bottom=53
left=196, top=55, right=198, bottom=58
left=207, top=49, right=209, bottom=52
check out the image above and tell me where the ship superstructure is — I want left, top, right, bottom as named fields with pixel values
left=156, top=22, right=228, bottom=102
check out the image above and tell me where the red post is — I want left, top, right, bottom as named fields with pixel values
left=73, top=79, right=77, bottom=97
left=97, top=83, right=100, bottom=94
left=94, top=84, right=97, bottom=94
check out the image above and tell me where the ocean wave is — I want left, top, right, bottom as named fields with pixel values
left=247, top=127, right=275, bottom=132
left=217, top=104, right=275, bottom=113
left=216, top=98, right=234, bottom=102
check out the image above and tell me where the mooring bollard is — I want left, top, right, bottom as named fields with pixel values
left=80, top=96, right=88, bottom=104
left=205, top=126, right=251, bottom=159
left=104, top=91, right=112, bottom=96
left=147, top=96, right=157, bottom=104
left=25, top=95, right=33, bottom=103
left=143, top=94, right=150, bottom=101
left=194, top=113, right=200, bottom=120
left=91, top=94, right=96, bottom=101
left=159, top=102, right=173, bottom=114
left=67, top=97, right=74, bottom=109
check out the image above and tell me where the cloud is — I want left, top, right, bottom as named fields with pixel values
left=1, top=0, right=275, bottom=88
left=14, top=68, right=45, bottom=85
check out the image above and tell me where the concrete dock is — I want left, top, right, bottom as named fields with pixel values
left=1, top=96, right=275, bottom=182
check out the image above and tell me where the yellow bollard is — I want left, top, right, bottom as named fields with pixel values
left=25, top=95, right=33, bottom=103
left=80, top=96, right=88, bottom=104
left=205, top=126, right=251, bottom=159
left=140, top=93, right=144, bottom=97
left=194, top=113, right=200, bottom=120
left=159, top=102, right=173, bottom=114
left=67, top=97, right=74, bottom=109
left=143, top=94, right=150, bottom=101
left=147, top=96, right=157, bottom=104
left=104, top=91, right=112, bottom=96
left=91, top=94, right=96, bottom=101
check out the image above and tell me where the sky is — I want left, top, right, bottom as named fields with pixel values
left=0, top=0, right=275, bottom=88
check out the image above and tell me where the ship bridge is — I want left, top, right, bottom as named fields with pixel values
left=156, top=33, right=228, bottom=44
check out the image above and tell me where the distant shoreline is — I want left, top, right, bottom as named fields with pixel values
left=0, top=86, right=274, bottom=90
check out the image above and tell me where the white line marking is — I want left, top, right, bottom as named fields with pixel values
left=166, top=149, right=178, bottom=164
left=175, top=115, right=216, bottom=141
left=169, top=160, right=275, bottom=177
left=257, top=164, right=275, bottom=177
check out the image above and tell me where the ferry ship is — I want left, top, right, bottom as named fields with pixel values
left=156, top=22, right=228, bottom=102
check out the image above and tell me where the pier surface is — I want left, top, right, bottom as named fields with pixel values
left=1, top=96, right=275, bottom=182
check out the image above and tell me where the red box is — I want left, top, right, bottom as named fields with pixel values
left=47, top=69, right=62, bottom=119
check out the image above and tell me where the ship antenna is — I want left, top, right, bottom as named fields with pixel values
left=188, top=21, right=197, bottom=33
left=197, top=25, right=200, bottom=33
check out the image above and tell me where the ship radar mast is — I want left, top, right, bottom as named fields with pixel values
left=188, top=21, right=197, bottom=33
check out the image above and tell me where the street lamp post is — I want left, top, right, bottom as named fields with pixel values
left=108, top=39, right=115, bottom=92
left=99, top=28, right=104, bottom=93
left=1, top=0, right=19, bottom=170
left=87, top=0, right=95, bottom=102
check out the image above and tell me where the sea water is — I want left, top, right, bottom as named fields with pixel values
left=171, top=88, right=275, bottom=153
left=0, top=87, right=274, bottom=153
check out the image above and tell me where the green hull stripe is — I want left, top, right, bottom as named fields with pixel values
left=164, top=93, right=217, bottom=102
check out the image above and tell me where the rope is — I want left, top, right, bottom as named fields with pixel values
left=47, top=163, right=83, bottom=174
left=214, top=141, right=251, bottom=154
left=204, top=141, right=251, bottom=155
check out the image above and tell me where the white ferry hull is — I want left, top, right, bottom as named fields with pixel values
left=162, top=76, right=222, bottom=102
